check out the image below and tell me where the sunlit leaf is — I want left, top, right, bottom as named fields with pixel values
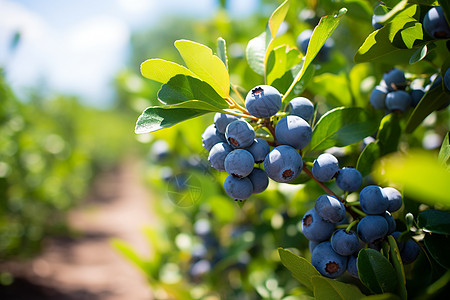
left=267, top=45, right=301, bottom=85
left=246, top=32, right=267, bottom=76
left=268, top=0, right=290, bottom=39
left=374, top=150, right=450, bottom=207
left=311, top=276, right=365, bottom=300
left=140, top=59, right=197, bottom=83
left=308, top=73, right=352, bottom=107
left=400, top=22, right=423, bottom=49
left=174, top=39, right=230, bottom=97
left=438, top=132, right=450, bottom=165
left=278, top=248, right=320, bottom=291
left=217, top=37, right=228, bottom=70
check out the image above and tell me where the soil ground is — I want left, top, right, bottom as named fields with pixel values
left=0, top=160, right=156, bottom=300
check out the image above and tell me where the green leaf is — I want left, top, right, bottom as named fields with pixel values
left=418, top=210, right=450, bottom=235
left=373, top=0, right=409, bottom=25
left=357, top=142, right=381, bottom=177
left=306, top=107, right=380, bottom=153
left=266, top=45, right=301, bottom=85
left=387, top=236, right=408, bottom=300
left=140, top=58, right=197, bottom=83
left=157, top=74, right=228, bottom=109
left=424, top=233, right=450, bottom=269
left=308, top=73, right=353, bottom=107
left=311, top=276, right=365, bottom=300
left=400, top=22, right=423, bottom=49
left=246, top=32, right=267, bottom=76
left=407, top=1, right=438, bottom=5
left=377, top=114, right=401, bottom=155
left=268, top=0, right=290, bottom=39
left=373, top=150, right=450, bottom=207
left=362, top=294, right=401, bottom=300
left=278, top=248, right=320, bottom=291
left=135, top=106, right=214, bottom=134
left=385, top=5, right=420, bottom=43
left=283, top=8, right=347, bottom=103
left=357, top=249, right=398, bottom=294
left=174, top=39, right=230, bottom=97
left=217, top=37, right=228, bottom=70
left=405, top=85, right=450, bottom=133
left=409, top=43, right=436, bottom=64
left=438, top=132, right=450, bottom=165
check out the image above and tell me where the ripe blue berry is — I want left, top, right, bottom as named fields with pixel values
left=248, top=168, right=269, bottom=194
left=275, top=115, right=312, bottom=150
left=245, top=85, right=281, bottom=118
left=208, top=142, right=233, bottom=171
left=309, top=240, right=320, bottom=253
left=391, top=231, right=405, bottom=251
left=369, top=85, right=388, bottom=110
left=315, top=194, right=346, bottom=224
left=359, top=185, right=389, bottom=215
left=424, top=6, right=450, bottom=39
left=312, top=153, right=339, bottom=182
left=400, top=239, right=420, bottom=264
left=247, top=138, right=270, bottom=163
left=288, top=97, right=314, bottom=121
left=383, top=187, right=403, bottom=212
left=224, top=176, right=253, bottom=201
left=335, top=167, right=363, bottom=192
left=214, top=113, right=239, bottom=134
left=311, top=241, right=348, bottom=278
left=301, top=208, right=335, bottom=242
left=264, top=145, right=303, bottom=183
left=202, top=124, right=226, bottom=151
left=331, top=229, right=360, bottom=256
left=383, top=211, right=396, bottom=235
left=385, top=90, right=412, bottom=112
left=410, top=88, right=425, bottom=107
left=224, top=149, right=254, bottom=178
left=382, top=68, right=407, bottom=91
left=357, top=215, right=389, bottom=243
left=444, top=69, right=450, bottom=91
left=225, top=120, right=255, bottom=149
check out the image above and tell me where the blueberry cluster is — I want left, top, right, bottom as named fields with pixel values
left=202, top=85, right=315, bottom=201
left=301, top=186, right=420, bottom=278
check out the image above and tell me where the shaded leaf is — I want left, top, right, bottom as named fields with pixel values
left=246, top=32, right=267, bottom=76
left=424, top=233, right=450, bottom=269
left=418, top=210, right=450, bottom=235
left=357, top=142, right=381, bottom=177
left=311, top=276, right=365, bottom=300
left=278, top=248, right=320, bottom=291
left=140, top=59, right=197, bottom=83
left=357, top=249, right=398, bottom=294
left=377, top=114, right=401, bottom=155
left=387, top=236, right=408, bottom=300
left=174, top=39, right=230, bottom=97
left=409, top=43, right=436, bottom=64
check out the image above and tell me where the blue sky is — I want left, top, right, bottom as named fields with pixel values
left=0, top=0, right=259, bottom=107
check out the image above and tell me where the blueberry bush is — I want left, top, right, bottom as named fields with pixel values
left=117, top=0, right=450, bottom=299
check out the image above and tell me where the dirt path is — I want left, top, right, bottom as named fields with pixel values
left=1, top=160, right=156, bottom=300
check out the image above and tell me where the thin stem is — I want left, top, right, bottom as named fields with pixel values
left=345, top=201, right=361, bottom=206
left=231, top=83, right=246, bottom=105
left=225, top=110, right=259, bottom=120
left=226, top=96, right=249, bottom=114
left=262, top=118, right=278, bottom=145
left=345, top=220, right=359, bottom=233
left=302, top=165, right=341, bottom=200
left=350, top=206, right=367, bottom=218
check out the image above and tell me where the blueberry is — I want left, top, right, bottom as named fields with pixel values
left=391, top=231, right=405, bottom=252
left=372, top=15, right=383, bottom=30
left=369, top=85, right=388, bottom=110
left=445, top=69, right=450, bottom=91
left=202, top=124, right=226, bottom=151
left=247, top=138, right=270, bottom=163
left=386, top=90, right=412, bottom=112
left=383, top=68, right=407, bottom=91
left=224, top=175, right=253, bottom=201
left=359, top=185, right=389, bottom=215
left=312, top=153, right=339, bottom=182
left=248, top=168, right=269, bottom=194
left=311, top=241, right=348, bottom=278
left=331, top=229, right=360, bottom=256
left=424, top=6, right=450, bottom=39
left=315, top=194, right=346, bottom=224
left=225, top=120, right=255, bottom=149
left=357, top=215, right=389, bottom=243
left=383, top=211, right=396, bottom=235
left=410, top=88, right=425, bottom=107
left=309, top=240, right=320, bottom=253
left=336, top=167, right=363, bottom=192
left=347, top=254, right=359, bottom=278
left=214, top=113, right=240, bottom=134
left=400, top=239, right=420, bottom=264
left=245, top=85, right=282, bottom=118
left=301, top=208, right=335, bottom=242
left=383, top=187, right=403, bottom=212
left=275, top=115, right=312, bottom=150
left=264, top=145, right=303, bottom=183
left=208, top=142, right=233, bottom=171
left=288, top=97, right=315, bottom=121
left=224, top=149, right=254, bottom=178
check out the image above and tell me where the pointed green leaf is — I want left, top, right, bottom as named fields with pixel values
left=387, top=236, right=408, bottom=300
left=311, top=276, right=365, bottom=300
left=357, top=249, right=398, bottom=294
left=284, top=8, right=347, bottom=102
left=157, top=74, right=228, bottom=109
left=405, top=85, right=450, bottom=133
left=357, top=142, right=381, bottom=177
left=377, top=114, right=401, bottom=155
left=373, top=150, right=450, bottom=207
left=400, top=22, right=423, bottom=49
left=268, top=0, right=290, bottom=39
left=267, top=45, right=301, bottom=85
left=418, top=210, right=450, bottom=235
left=246, top=32, right=267, bottom=76
left=306, top=107, right=380, bottom=154
left=135, top=106, right=214, bottom=134
left=409, top=43, right=436, bottom=64
left=140, top=58, right=197, bottom=83
left=217, top=37, right=228, bottom=70
left=278, top=248, right=320, bottom=291
left=373, top=0, right=408, bottom=24
left=438, top=132, right=450, bottom=165
left=174, top=39, right=230, bottom=97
